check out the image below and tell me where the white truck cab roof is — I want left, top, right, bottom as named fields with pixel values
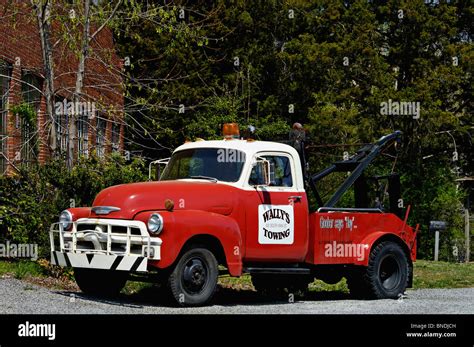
left=172, top=139, right=305, bottom=192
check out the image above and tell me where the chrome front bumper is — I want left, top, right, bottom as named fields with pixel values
left=50, top=218, right=162, bottom=272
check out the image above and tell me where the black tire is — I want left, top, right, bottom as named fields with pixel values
left=168, top=248, right=218, bottom=306
left=347, top=241, right=409, bottom=299
left=74, top=268, right=128, bottom=297
left=252, top=274, right=311, bottom=298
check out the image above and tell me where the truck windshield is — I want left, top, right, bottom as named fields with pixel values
left=161, top=148, right=246, bottom=182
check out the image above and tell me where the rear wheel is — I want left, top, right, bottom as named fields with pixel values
left=168, top=248, right=218, bottom=306
left=347, top=241, right=409, bottom=299
left=74, top=268, right=128, bottom=297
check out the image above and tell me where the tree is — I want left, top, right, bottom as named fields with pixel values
left=115, top=0, right=472, bottom=259
left=31, top=0, right=57, bottom=152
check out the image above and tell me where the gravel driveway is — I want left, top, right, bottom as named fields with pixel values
left=0, top=278, right=472, bottom=314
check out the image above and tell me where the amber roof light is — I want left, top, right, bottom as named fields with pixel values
left=222, top=123, right=240, bottom=140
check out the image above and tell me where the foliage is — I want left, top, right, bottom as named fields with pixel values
left=0, top=259, right=44, bottom=279
left=0, top=154, right=147, bottom=257
left=116, top=0, right=473, bottom=260
left=10, top=103, right=37, bottom=128
left=403, top=165, right=466, bottom=260
left=1, top=1, right=471, bottom=261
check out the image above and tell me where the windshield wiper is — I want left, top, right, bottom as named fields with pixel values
left=189, top=175, right=218, bottom=182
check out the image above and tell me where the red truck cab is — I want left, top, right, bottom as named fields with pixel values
left=50, top=126, right=417, bottom=306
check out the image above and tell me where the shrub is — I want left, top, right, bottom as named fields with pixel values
left=0, top=153, right=147, bottom=257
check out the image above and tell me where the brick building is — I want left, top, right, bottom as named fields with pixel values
left=0, top=1, right=125, bottom=175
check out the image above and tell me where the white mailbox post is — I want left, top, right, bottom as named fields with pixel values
left=430, top=221, right=447, bottom=261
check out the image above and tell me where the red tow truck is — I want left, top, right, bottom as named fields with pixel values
left=50, top=124, right=417, bottom=306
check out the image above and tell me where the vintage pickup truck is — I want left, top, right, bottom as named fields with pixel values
left=50, top=124, right=417, bottom=306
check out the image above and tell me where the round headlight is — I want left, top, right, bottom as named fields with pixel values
left=59, top=210, right=73, bottom=230
left=147, top=213, right=164, bottom=234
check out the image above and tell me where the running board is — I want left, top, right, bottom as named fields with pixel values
left=244, top=267, right=311, bottom=275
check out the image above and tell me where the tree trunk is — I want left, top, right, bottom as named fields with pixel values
left=33, top=0, right=57, bottom=153
left=68, top=0, right=91, bottom=168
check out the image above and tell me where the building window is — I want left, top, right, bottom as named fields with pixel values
left=20, top=72, right=42, bottom=166
left=57, top=113, right=69, bottom=155
left=55, top=97, right=69, bottom=156
left=77, top=114, right=89, bottom=158
left=111, top=122, right=120, bottom=152
left=96, top=116, right=106, bottom=158
left=21, top=72, right=42, bottom=108
left=0, top=61, right=11, bottom=174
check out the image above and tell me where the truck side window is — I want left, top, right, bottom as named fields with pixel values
left=249, top=155, right=293, bottom=187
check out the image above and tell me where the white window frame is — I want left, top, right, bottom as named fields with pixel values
left=244, top=151, right=298, bottom=191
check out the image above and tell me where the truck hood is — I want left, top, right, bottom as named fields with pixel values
left=91, top=180, right=237, bottom=219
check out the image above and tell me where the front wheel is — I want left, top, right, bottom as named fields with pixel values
left=74, top=268, right=128, bottom=297
left=168, top=248, right=218, bottom=306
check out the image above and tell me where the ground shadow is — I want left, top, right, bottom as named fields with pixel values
left=55, top=285, right=355, bottom=309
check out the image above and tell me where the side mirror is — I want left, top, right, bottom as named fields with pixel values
left=148, top=158, right=170, bottom=181
left=252, top=157, right=272, bottom=186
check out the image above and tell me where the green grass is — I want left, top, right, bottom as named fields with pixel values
left=0, top=259, right=472, bottom=292
left=309, top=278, right=349, bottom=293
left=0, top=260, right=45, bottom=280
left=121, top=281, right=154, bottom=295
left=218, top=273, right=350, bottom=293
left=219, top=274, right=253, bottom=290
left=0, top=260, right=17, bottom=275
left=219, top=261, right=474, bottom=292
left=413, top=260, right=474, bottom=289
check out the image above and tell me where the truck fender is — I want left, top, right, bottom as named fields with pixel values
left=355, top=231, right=411, bottom=266
left=66, top=207, right=92, bottom=220
left=136, top=210, right=243, bottom=276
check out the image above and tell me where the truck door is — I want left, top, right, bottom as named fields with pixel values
left=243, top=152, right=309, bottom=262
